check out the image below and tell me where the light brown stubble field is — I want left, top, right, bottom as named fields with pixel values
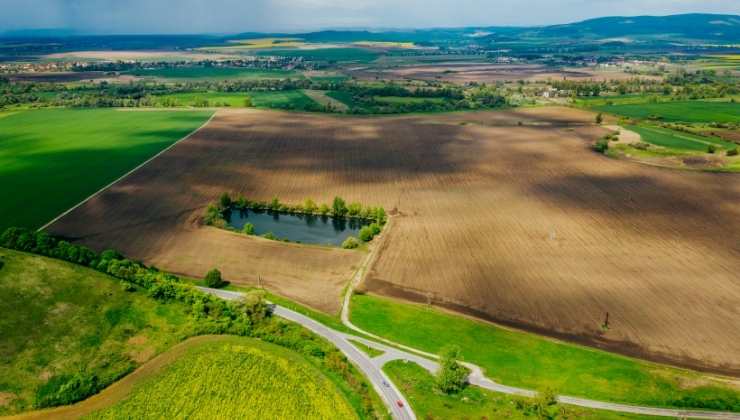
left=48, top=107, right=740, bottom=374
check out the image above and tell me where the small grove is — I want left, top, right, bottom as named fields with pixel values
left=0, top=227, right=384, bottom=418
left=204, top=193, right=387, bottom=247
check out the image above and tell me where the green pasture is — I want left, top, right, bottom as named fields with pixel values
left=594, top=100, right=740, bottom=124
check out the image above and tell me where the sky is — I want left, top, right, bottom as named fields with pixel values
left=1, top=0, right=738, bottom=34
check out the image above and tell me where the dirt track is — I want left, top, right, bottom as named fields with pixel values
left=48, top=107, right=740, bottom=373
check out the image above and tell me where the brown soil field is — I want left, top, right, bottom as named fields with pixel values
left=47, top=107, right=740, bottom=373
left=347, top=63, right=658, bottom=83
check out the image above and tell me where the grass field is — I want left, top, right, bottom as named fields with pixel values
left=352, top=294, right=740, bottom=411
left=627, top=125, right=736, bottom=151
left=154, top=90, right=318, bottom=110
left=384, top=361, right=654, bottom=420
left=257, top=47, right=380, bottom=63
left=0, top=249, right=193, bottom=415
left=156, top=92, right=252, bottom=107
left=247, top=90, right=318, bottom=109
left=86, top=336, right=357, bottom=419
left=126, top=66, right=302, bottom=80
left=0, top=108, right=212, bottom=231
left=593, top=100, right=740, bottom=123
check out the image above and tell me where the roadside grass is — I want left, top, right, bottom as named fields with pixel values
left=0, top=248, right=193, bottom=415
left=0, top=108, right=212, bottom=231
left=592, top=100, right=740, bottom=124
left=125, top=66, right=302, bottom=80
left=384, top=361, right=655, bottom=420
left=627, top=124, right=736, bottom=151
left=86, top=336, right=357, bottom=419
left=351, top=294, right=740, bottom=411
left=257, top=47, right=380, bottom=63
left=348, top=340, right=384, bottom=358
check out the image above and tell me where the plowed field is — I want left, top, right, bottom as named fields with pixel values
left=48, top=107, right=740, bottom=373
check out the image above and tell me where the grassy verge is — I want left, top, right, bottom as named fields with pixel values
left=0, top=108, right=212, bottom=231
left=384, top=361, right=655, bottom=420
left=351, top=293, right=740, bottom=411
left=86, top=336, right=358, bottom=419
left=349, top=340, right=384, bottom=358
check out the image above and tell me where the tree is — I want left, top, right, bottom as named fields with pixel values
left=595, top=113, right=603, bottom=124
left=332, top=196, right=348, bottom=217
left=304, top=198, right=318, bottom=214
left=318, top=204, right=330, bottom=216
left=359, top=226, right=375, bottom=242
left=219, top=193, right=232, bottom=210
left=242, top=223, right=255, bottom=235
left=237, top=289, right=271, bottom=323
left=347, top=202, right=362, bottom=216
left=435, top=346, right=470, bottom=394
left=593, top=138, right=609, bottom=154
left=204, top=268, right=226, bottom=288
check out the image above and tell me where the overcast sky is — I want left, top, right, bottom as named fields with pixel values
left=1, top=0, right=738, bottom=34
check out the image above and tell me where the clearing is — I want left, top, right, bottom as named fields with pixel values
left=0, top=108, right=212, bottom=231
left=46, top=107, right=740, bottom=373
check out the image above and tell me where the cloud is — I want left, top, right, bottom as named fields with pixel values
left=1, top=0, right=738, bottom=33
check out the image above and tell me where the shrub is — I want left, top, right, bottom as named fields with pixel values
left=347, top=202, right=362, bottom=216
left=358, top=226, right=375, bottom=242
left=593, top=138, right=609, bottom=154
left=435, top=345, right=470, bottom=394
left=204, top=268, right=226, bottom=289
left=0, top=258, right=4, bottom=271
left=242, top=223, right=255, bottom=235
left=303, top=199, right=317, bottom=214
left=263, top=232, right=277, bottom=240
left=318, top=204, right=330, bottom=216
left=369, top=223, right=382, bottom=236
left=34, top=372, right=102, bottom=408
left=595, top=113, right=603, bottom=124
left=341, top=236, right=360, bottom=249
left=707, top=145, right=716, bottom=154
left=727, top=148, right=739, bottom=157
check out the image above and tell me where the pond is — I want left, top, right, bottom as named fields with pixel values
left=226, top=208, right=371, bottom=246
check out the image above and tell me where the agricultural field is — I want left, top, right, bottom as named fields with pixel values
left=0, top=108, right=213, bottom=231
left=46, top=107, right=740, bottom=376
left=593, top=100, right=740, bottom=123
left=86, top=336, right=357, bottom=419
left=384, top=361, right=656, bottom=419
left=124, top=66, right=302, bottom=80
left=0, top=249, right=193, bottom=415
left=256, top=47, right=380, bottom=63
left=354, top=294, right=740, bottom=410
left=153, top=90, right=319, bottom=110
left=627, top=125, right=736, bottom=151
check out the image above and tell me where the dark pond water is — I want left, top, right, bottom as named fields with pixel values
left=227, top=209, right=370, bottom=246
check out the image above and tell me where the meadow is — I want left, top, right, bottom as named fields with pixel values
left=593, top=100, right=740, bottom=123
left=126, top=66, right=302, bottom=80
left=0, top=249, right=193, bottom=415
left=0, top=108, right=212, bottom=231
left=627, top=124, right=736, bottom=151
left=86, top=337, right=357, bottom=419
left=352, top=294, right=740, bottom=411
left=383, top=361, right=654, bottom=420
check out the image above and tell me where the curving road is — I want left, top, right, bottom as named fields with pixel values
left=200, top=286, right=740, bottom=420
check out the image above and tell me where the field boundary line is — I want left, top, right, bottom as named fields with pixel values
left=37, top=110, right=217, bottom=232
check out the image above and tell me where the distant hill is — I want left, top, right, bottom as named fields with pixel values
left=535, top=14, right=740, bottom=41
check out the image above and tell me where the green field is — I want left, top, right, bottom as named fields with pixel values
left=247, top=90, right=319, bottom=109
left=87, top=337, right=357, bottom=419
left=373, top=96, right=447, bottom=105
left=351, top=294, right=740, bottom=411
left=0, top=108, right=212, bottom=231
left=384, top=361, right=652, bottom=420
left=628, top=125, right=736, bottom=151
left=593, top=100, right=740, bottom=123
left=156, top=91, right=252, bottom=107
left=257, top=48, right=380, bottom=63
left=126, top=66, right=302, bottom=80
left=0, top=248, right=193, bottom=415
left=153, top=90, right=319, bottom=110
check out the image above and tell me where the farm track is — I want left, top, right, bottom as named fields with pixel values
left=47, top=107, right=740, bottom=373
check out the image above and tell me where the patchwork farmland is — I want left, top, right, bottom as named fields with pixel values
left=46, top=107, right=740, bottom=375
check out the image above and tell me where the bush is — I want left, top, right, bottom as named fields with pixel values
left=242, top=223, right=255, bottom=235
left=726, top=148, right=738, bottom=157
left=34, top=372, right=102, bottom=408
left=707, top=145, right=716, bottom=154
left=219, top=193, right=232, bottom=210
left=204, top=268, right=226, bottom=289
left=369, top=223, right=382, bottom=236
left=341, top=236, right=360, bottom=249
left=263, top=232, right=277, bottom=240
left=332, top=196, right=348, bottom=217
left=593, top=138, right=609, bottom=153
left=0, top=258, right=4, bottom=271
left=595, top=113, right=603, bottom=124
left=358, top=226, right=374, bottom=242
left=435, top=346, right=470, bottom=394
left=318, top=204, right=330, bottom=216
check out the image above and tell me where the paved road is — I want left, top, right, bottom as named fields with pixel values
left=200, top=287, right=740, bottom=420
left=198, top=287, right=415, bottom=420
